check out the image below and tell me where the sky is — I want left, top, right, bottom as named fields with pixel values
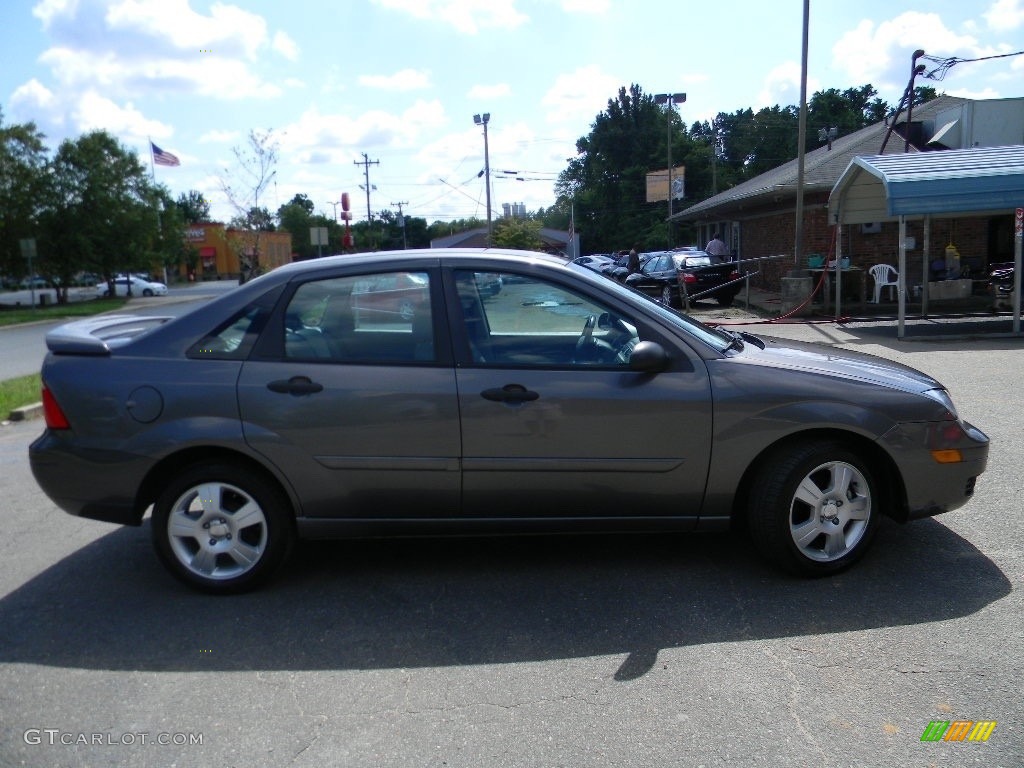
left=2, top=0, right=1023, bottom=229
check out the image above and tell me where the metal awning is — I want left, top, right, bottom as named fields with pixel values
left=828, top=145, right=1023, bottom=338
left=829, top=144, right=1024, bottom=224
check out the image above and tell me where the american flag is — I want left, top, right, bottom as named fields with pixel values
left=151, top=142, right=180, bottom=167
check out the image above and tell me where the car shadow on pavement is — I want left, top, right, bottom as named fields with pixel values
left=0, top=518, right=1009, bottom=679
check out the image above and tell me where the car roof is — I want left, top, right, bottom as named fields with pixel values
left=266, top=248, right=570, bottom=280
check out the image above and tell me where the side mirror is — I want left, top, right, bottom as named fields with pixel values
left=629, top=340, right=668, bottom=373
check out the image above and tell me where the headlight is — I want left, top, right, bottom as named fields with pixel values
left=922, top=388, right=959, bottom=420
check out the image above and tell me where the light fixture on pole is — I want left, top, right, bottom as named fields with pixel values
left=473, top=112, right=492, bottom=246
left=654, top=93, right=686, bottom=247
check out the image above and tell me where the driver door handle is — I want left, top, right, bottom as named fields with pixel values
left=481, top=384, right=539, bottom=403
left=267, top=376, right=324, bottom=396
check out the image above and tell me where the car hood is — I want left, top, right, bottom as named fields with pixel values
left=736, top=334, right=943, bottom=394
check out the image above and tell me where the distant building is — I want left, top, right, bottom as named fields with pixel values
left=184, top=223, right=293, bottom=280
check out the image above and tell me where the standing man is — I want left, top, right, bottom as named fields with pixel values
left=705, top=231, right=729, bottom=259
left=627, top=245, right=640, bottom=274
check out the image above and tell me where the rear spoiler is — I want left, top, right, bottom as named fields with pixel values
left=45, top=314, right=173, bottom=355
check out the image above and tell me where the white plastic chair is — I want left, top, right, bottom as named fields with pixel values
left=869, top=264, right=899, bottom=303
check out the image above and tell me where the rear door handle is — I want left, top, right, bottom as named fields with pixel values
left=267, top=376, right=324, bottom=396
left=481, top=384, right=539, bottom=403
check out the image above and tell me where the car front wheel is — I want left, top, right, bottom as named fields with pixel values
left=747, top=441, right=879, bottom=575
left=151, top=463, right=294, bottom=593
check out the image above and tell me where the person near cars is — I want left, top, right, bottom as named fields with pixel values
left=705, top=232, right=730, bottom=259
left=627, top=246, right=640, bottom=274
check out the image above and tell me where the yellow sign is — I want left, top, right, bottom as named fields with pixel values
left=645, top=167, right=685, bottom=203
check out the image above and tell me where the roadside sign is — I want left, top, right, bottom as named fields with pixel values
left=19, top=238, right=37, bottom=260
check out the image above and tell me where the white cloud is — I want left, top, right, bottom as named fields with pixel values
left=105, top=0, right=269, bottom=60
left=755, top=61, right=820, bottom=109
left=32, top=0, right=79, bottom=28
left=371, top=0, right=529, bottom=34
left=30, top=0, right=290, bottom=105
left=273, top=30, right=299, bottom=60
left=542, top=66, right=622, bottom=124
left=358, top=69, right=432, bottom=91
left=467, top=83, right=510, bottom=100
left=832, top=13, right=989, bottom=96
left=278, top=100, right=448, bottom=166
left=561, top=0, right=609, bottom=13
left=72, top=91, right=172, bottom=142
left=199, top=129, right=241, bottom=143
left=10, top=78, right=57, bottom=112
left=984, top=0, right=1024, bottom=29
left=38, top=44, right=281, bottom=100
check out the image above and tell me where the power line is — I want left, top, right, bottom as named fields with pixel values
left=921, top=49, right=1024, bottom=81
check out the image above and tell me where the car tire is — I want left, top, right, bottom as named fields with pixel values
left=747, top=440, right=879, bottom=576
left=660, top=285, right=675, bottom=307
left=143, top=289, right=154, bottom=297
left=716, top=294, right=735, bottom=307
left=151, top=463, right=294, bottom=593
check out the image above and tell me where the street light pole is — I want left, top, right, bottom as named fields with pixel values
left=654, top=93, right=686, bottom=248
left=473, top=113, right=492, bottom=246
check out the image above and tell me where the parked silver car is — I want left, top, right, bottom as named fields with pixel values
left=30, top=249, right=989, bottom=592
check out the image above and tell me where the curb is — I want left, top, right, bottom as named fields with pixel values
left=6, top=402, right=43, bottom=422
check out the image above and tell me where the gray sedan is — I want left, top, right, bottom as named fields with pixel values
left=29, top=249, right=989, bottom=592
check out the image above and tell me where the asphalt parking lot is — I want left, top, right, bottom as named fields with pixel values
left=1, top=303, right=1021, bottom=767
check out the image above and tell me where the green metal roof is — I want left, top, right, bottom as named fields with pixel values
left=830, top=145, right=1024, bottom=224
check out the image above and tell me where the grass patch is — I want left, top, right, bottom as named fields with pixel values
left=0, top=373, right=42, bottom=418
left=0, top=297, right=127, bottom=327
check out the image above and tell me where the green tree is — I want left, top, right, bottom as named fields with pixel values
left=555, top=84, right=681, bottom=254
left=0, top=110, right=50, bottom=283
left=39, top=130, right=160, bottom=301
left=492, top=217, right=543, bottom=250
left=176, top=190, right=212, bottom=223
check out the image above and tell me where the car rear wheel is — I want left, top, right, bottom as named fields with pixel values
left=660, top=285, right=675, bottom=307
left=716, top=294, right=734, bottom=306
left=151, top=463, right=294, bottom=593
left=747, top=440, right=879, bottom=575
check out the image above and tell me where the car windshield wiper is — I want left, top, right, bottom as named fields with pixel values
left=723, top=329, right=745, bottom=351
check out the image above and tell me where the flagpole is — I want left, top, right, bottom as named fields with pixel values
left=147, top=137, right=163, bottom=285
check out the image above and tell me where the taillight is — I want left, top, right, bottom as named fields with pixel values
left=729, top=270, right=740, bottom=280
left=681, top=273, right=697, bottom=284
left=42, top=385, right=70, bottom=430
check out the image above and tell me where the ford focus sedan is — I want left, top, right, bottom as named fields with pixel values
left=30, top=249, right=989, bottom=592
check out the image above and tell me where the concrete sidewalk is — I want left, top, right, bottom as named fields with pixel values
left=697, top=284, right=1024, bottom=346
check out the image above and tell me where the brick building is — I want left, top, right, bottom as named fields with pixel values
left=673, top=95, right=1022, bottom=291
left=183, top=222, right=293, bottom=280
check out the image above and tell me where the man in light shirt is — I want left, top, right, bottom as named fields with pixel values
left=705, top=232, right=730, bottom=258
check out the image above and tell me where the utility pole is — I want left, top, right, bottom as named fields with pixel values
left=473, top=113, right=492, bottom=246
left=392, top=201, right=409, bottom=249
left=654, top=93, right=686, bottom=248
left=354, top=153, right=379, bottom=223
